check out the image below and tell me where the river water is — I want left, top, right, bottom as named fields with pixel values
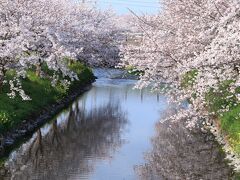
left=1, top=69, right=233, bottom=179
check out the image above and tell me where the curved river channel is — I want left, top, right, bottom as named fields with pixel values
left=1, top=69, right=233, bottom=179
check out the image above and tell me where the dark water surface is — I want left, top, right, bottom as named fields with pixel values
left=1, top=69, right=232, bottom=180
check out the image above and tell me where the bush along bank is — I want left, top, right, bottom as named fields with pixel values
left=0, top=59, right=95, bottom=157
left=181, top=71, right=240, bottom=174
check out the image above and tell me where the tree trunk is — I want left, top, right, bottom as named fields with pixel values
left=0, top=68, right=6, bottom=93
left=36, top=64, right=41, bottom=77
left=36, top=59, right=42, bottom=77
left=0, top=76, right=3, bottom=93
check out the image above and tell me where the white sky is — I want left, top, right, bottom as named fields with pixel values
left=96, top=0, right=160, bottom=15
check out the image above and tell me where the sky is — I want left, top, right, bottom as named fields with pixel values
left=95, top=0, right=160, bottom=15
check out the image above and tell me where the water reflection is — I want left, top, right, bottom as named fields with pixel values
left=2, top=101, right=127, bottom=180
left=135, top=119, right=233, bottom=179
left=0, top=69, right=233, bottom=179
left=1, top=73, right=167, bottom=180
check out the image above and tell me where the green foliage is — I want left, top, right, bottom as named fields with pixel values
left=125, top=65, right=144, bottom=76
left=181, top=69, right=198, bottom=89
left=206, top=80, right=236, bottom=113
left=220, top=106, right=240, bottom=154
left=41, top=62, right=56, bottom=76
left=68, top=61, right=86, bottom=75
left=0, top=111, right=12, bottom=130
left=0, top=61, right=94, bottom=133
left=68, top=60, right=94, bottom=92
left=233, top=172, right=240, bottom=180
left=205, top=80, right=240, bottom=155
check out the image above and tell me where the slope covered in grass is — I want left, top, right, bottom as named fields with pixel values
left=0, top=62, right=94, bottom=133
left=182, top=71, right=240, bottom=155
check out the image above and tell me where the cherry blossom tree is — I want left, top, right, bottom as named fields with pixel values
left=0, top=0, right=123, bottom=99
left=121, top=0, right=240, bottom=119
left=72, top=8, right=123, bottom=67
left=121, top=0, right=240, bottom=168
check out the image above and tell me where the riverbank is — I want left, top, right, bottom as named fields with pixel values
left=207, top=119, right=240, bottom=179
left=0, top=62, right=95, bottom=157
left=180, top=70, right=240, bottom=175
left=203, top=82, right=240, bottom=174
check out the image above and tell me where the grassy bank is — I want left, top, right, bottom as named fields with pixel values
left=182, top=71, right=240, bottom=155
left=206, top=81, right=240, bottom=155
left=0, top=61, right=94, bottom=133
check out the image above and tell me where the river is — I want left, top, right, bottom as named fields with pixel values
left=0, top=69, right=233, bottom=179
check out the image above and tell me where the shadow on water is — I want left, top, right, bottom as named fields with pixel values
left=2, top=100, right=127, bottom=180
left=135, top=118, right=233, bottom=180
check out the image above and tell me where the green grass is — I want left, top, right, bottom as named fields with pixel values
left=0, top=61, right=94, bottom=133
left=205, top=80, right=236, bottom=113
left=180, top=69, right=198, bottom=89
left=205, top=80, right=240, bottom=155
left=220, top=106, right=240, bottom=154
left=180, top=70, right=240, bottom=155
